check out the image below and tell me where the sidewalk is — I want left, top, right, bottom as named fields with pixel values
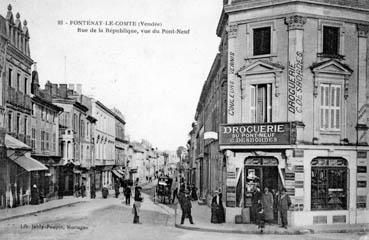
left=0, top=196, right=88, bottom=222
left=175, top=201, right=369, bottom=235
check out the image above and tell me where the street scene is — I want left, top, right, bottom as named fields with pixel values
left=1, top=0, right=369, bottom=239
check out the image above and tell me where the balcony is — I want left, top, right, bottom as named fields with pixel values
left=6, top=87, right=32, bottom=111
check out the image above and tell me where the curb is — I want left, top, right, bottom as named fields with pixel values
left=0, top=201, right=85, bottom=222
left=174, top=223, right=369, bottom=235
left=174, top=223, right=306, bottom=235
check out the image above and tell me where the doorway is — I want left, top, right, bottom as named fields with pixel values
left=244, top=157, right=281, bottom=224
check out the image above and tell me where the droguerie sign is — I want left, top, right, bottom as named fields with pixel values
left=219, top=123, right=292, bottom=145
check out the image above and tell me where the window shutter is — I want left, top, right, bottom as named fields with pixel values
left=250, top=85, right=256, bottom=122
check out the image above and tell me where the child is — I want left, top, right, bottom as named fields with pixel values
left=257, top=200, right=265, bottom=233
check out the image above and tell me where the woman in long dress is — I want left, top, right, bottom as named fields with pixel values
left=210, top=191, right=219, bottom=223
left=262, top=187, right=274, bottom=223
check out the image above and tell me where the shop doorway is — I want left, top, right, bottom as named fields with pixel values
left=244, top=157, right=281, bottom=224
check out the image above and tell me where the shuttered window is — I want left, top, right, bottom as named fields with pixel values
left=250, top=84, right=272, bottom=123
left=320, top=84, right=341, bottom=130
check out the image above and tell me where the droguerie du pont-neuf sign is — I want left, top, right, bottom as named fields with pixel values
left=219, top=122, right=292, bottom=145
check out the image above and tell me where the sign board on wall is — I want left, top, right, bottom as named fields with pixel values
left=219, top=122, right=294, bottom=145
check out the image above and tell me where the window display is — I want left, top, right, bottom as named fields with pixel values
left=311, top=158, right=347, bottom=210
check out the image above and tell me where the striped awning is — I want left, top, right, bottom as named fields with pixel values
left=9, top=154, right=48, bottom=172
left=112, top=170, right=123, bottom=178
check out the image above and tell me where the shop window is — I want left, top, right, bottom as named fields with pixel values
left=253, top=27, right=271, bottom=56
left=320, top=84, right=341, bottom=131
left=250, top=84, right=272, bottom=123
left=311, top=158, right=347, bottom=210
left=323, top=26, right=339, bottom=55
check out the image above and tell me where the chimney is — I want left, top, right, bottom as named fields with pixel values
left=51, top=84, right=58, bottom=97
left=59, top=84, right=67, bottom=98
left=76, top=84, right=82, bottom=95
left=45, top=81, right=52, bottom=95
left=68, top=84, right=75, bottom=91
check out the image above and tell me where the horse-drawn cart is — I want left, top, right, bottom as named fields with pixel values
left=154, top=176, right=172, bottom=204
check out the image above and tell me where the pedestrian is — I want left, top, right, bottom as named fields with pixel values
left=191, top=185, right=198, bottom=201
left=124, top=186, right=132, bottom=205
left=81, top=183, right=86, bottom=198
left=133, top=186, right=143, bottom=224
left=218, top=189, right=225, bottom=223
left=74, top=184, right=80, bottom=198
left=271, top=188, right=279, bottom=222
left=30, top=184, right=39, bottom=205
left=257, top=200, right=265, bottom=233
left=278, top=188, right=291, bottom=229
left=180, top=190, right=194, bottom=224
left=90, top=185, right=96, bottom=199
left=210, top=191, right=219, bottom=223
left=251, top=186, right=262, bottom=223
left=114, top=182, right=120, bottom=198
left=262, top=187, right=274, bottom=224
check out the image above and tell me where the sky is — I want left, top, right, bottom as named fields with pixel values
left=0, top=0, right=223, bottom=151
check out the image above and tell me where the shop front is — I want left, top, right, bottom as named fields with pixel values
left=219, top=122, right=369, bottom=226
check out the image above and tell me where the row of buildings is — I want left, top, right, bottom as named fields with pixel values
left=187, top=0, right=369, bottom=226
left=0, top=5, right=169, bottom=209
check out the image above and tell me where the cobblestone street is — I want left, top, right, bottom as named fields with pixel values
left=0, top=190, right=366, bottom=240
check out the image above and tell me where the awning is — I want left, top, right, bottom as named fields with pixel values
left=5, top=134, right=31, bottom=150
left=112, top=170, right=123, bottom=178
left=117, top=169, right=125, bottom=175
left=9, top=155, right=48, bottom=171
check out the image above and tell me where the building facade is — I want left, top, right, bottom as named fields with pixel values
left=0, top=5, right=48, bottom=209
left=91, top=100, right=116, bottom=188
left=192, top=0, right=369, bottom=226
left=30, top=74, right=63, bottom=200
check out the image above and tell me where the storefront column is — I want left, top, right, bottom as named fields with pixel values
left=285, top=16, right=306, bottom=123
left=357, top=24, right=369, bottom=144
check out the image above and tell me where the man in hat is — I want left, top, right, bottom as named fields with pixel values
left=133, top=186, right=143, bottom=224
left=180, top=189, right=194, bottom=224
left=277, top=188, right=291, bottom=228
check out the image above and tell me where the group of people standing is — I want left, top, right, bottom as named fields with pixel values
left=252, top=187, right=291, bottom=232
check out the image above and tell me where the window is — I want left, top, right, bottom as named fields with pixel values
left=8, top=68, right=12, bottom=87
left=46, top=132, right=49, bottom=150
left=24, top=77, right=27, bottom=94
left=52, top=133, right=56, bottom=152
left=41, top=131, right=45, bottom=151
left=320, top=84, right=341, bottom=130
left=311, top=158, right=347, bottom=210
left=31, top=128, right=36, bottom=149
left=323, top=26, right=339, bottom=55
left=7, top=113, right=12, bottom=132
left=253, top=27, right=271, bottom=56
left=24, top=117, right=27, bottom=135
left=250, top=84, right=272, bottom=123
left=16, top=115, right=20, bottom=134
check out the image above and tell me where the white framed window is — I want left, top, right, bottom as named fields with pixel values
left=320, top=83, right=341, bottom=131
left=318, top=20, right=345, bottom=58
left=246, top=21, right=276, bottom=59
left=250, top=84, right=272, bottom=123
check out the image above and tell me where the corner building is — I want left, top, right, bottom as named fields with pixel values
left=213, top=0, right=369, bottom=226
